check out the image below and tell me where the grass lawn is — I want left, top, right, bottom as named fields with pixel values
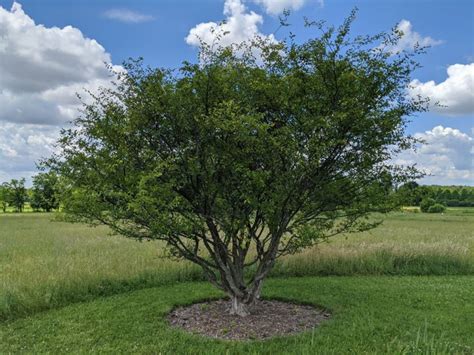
left=1, top=276, right=472, bottom=354
left=1, top=209, right=473, bottom=353
left=1, top=210, right=473, bottom=320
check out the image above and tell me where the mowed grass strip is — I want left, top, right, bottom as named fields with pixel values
left=1, top=209, right=473, bottom=320
left=0, top=276, right=472, bottom=354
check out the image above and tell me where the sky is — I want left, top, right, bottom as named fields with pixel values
left=0, top=0, right=473, bottom=186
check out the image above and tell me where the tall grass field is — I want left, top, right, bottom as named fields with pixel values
left=1, top=208, right=472, bottom=322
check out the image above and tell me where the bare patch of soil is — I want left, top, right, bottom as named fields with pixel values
left=167, top=299, right=331, bottom=340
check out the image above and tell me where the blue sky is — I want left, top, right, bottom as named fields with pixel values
left=0, top=0, right=472, bottom=185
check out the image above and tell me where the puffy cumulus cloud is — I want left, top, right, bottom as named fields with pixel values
left=0, top=2, right=122, bottom=183
left=409, top=63, right=474, bottom=116
left=104, top=9, right=154, bottom=24
left=395, top=126, right=473, bottom=185
left=0, top=2, right=123, bottom=125
left=186, top=0, right=276, bottom=50
left=252, top=0, right=318, bottom=15
left=387, top=19, right=443, bottom=53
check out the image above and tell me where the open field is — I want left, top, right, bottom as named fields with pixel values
left=1, top=209, right=473, bottom=322
left=1, top=276, right=472, bottom=353
left=278, top=208, right=474, bottom=277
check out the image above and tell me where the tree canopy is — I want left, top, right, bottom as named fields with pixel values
left=0, top=183, right=9, bottom=213
left=397, top=183, right=474, bottom=207
left=31, top=172, right=60, bottom=212
left=46, top=13, right=426, bottom=316
left=3, top=178, right=27, bottom=213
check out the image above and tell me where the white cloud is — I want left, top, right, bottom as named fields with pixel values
left=104, top=9, right=154, bottom=24
left=252, top=0, right=318, bottom=15
left=0, top=122, right=60, bottom=184
left=0, top=2, right=123, bottom=125
left=387, top=19, right=443, bottom=53
left=186, top=0, right=276, bottom=50
left=0, top=2, right=121, bottom=183
left=409, top=63, right=474, bottom=116
left=395, top=126, right=473, bottom=185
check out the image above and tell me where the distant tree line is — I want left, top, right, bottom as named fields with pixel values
left=1, top=175, right=472, bottom=214
left=397, top=182, right=474, bottom=208
left=0, top=172, right=60, bottom=213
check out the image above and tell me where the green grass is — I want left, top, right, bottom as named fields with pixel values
left=1, top=210, right=473, bottom=352
left=1, top=209, right=473, bottom=321
left=0, top=213, right=203, bottom=321
left=1, top=276, right=472, bottom=354
left=278, top=209, right=474, bottom=277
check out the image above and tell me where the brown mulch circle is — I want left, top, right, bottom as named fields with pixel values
left=167, top=298, right=331, bottom=340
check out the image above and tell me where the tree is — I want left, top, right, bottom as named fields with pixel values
left=450, top=190, right=460, bottom=201
left=6, top=178, right=27, bottom=212
left=420, top=198, right=436, bottom=213
left=397, top=181, right=422, bottom=206
left=46, top=13, right=425, bottom=316
left=30, top=189, right=42, bottom=212
left=31, top=172, right=60, bottom=212
left=0, top=183, right=9, bottom=212
left=460, top=188, right=470, bottom=201
left=427, top=203, right=445, bottom=213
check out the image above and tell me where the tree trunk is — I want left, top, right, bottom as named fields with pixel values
left=230, top=296, right=251, bottom=317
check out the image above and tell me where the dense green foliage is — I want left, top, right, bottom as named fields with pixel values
left=420, top=197, right=436, bottom=212
left=0, top=176, right=60, bottom=213
left=30, top=172, right=60, bottom=212
left=1, top=210, right=472, bottom=321
left=45, top=13, right=427, bottom=314
left=398, top=182, right=474, bottom=207
left=1, top=277, right=472, bottom=353
left=1, top=178, right=28, bottom=212
left=0, top=184, right=8, bottom=212
left=427, top=203, right=446, bottom=213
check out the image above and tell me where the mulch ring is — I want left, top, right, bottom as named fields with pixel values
left=166, top=298, right=331, bottom=340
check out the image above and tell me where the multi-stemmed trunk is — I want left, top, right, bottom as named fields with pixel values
left=217, top=251, right=277, bottom=317
left=230, top=296, right=252, bottom=317
left=198, top=220, right=285, bottom=317
left=228, top=280, right=264, bottom=316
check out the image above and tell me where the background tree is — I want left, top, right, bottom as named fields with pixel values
left=47, top=13, right=426, bottom=316
left=31, top=172, right=60, bottom=212
left=420, top=198, right=436, bottom=212
left=396, top=181, right=423, bottom=206
left=0, top=183, right=9, bottom=212
left=397, top=184, right=474, bottom=207
left=30, top=189, right=42, bottom=212
left=427, top=203, right=446, bottom=213
left=460, top=188, right=469, bottom=201
left=5, top=178, right=27, bottom=213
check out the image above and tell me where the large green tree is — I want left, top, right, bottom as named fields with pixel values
left=0, top=183, right=9, bottom=213
left=5, top=178, right=27, bottom=213
left=47, top=14, right=425, bottom=316
left=31, top=172, right=60, bottom=212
